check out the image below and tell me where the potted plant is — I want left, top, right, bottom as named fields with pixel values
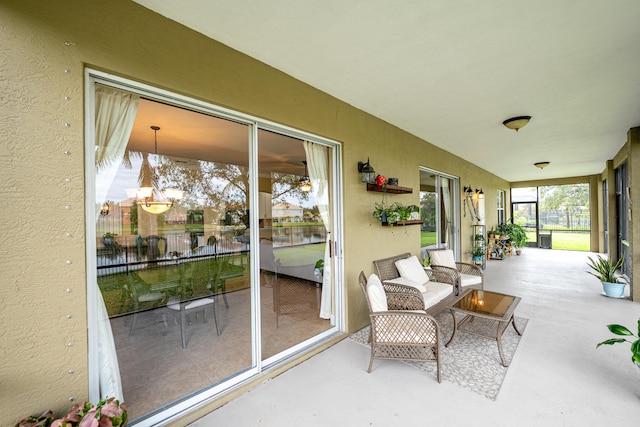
left=372, top=202, right=398, bottom=225
left=586, top=254, right=626, bottom=297
left=15, top=397, right=127, bottom=427
left=103, top=232, right=116, bottom=246
left=596, top=318, right=640, bottom=368
left=372, top=202, right=390, bottom=224
left=472, top=244, right=485, bottom=260
left=507, top=223, right=528, bottom=255
left=393, top=203, right=419, bottom=222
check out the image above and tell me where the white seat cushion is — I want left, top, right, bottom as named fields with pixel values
left=167, top=297, right=213, bottom=311
left=366, top=274, right=388, bottom=312
left=384, top=277, right=427, bottom=293
left=421, top=281, right=453, bottom=308
left=395, top=256, right=430, bottom=284
left=138, top=292, right=164, bottom=303
left=430, top=250, right=457, bottom=269
left=460, top=273, right=482, bottom=287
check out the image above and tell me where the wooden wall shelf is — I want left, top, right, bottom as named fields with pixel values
left=366, top=183, right=413, bottom=194
left=381, top=220, right=423, bottom=227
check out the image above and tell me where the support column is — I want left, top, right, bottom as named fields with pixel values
left=628, top=127, right=640, bottom=301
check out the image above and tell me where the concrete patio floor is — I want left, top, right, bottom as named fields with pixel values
left=191, top=248, right=639, bottom=427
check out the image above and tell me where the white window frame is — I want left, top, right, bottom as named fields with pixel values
left=84, top=68, right=344, bottom=426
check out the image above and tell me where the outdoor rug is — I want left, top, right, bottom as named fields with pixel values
left=349, top=312, right=528, bottom=400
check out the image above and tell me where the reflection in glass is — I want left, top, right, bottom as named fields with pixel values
left=96, top=96, right=252, bottom=420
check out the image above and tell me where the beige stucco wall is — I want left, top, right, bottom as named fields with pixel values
left=0, top=0, right=509, bottom=424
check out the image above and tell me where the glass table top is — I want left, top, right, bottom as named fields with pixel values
left=451, top=289, right=518, bottom=318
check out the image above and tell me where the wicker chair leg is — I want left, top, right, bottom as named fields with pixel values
left=367, top=348, right=375, bottom=373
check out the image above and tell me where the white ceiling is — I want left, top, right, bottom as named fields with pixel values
left=132, top=0, right=640, bottom=182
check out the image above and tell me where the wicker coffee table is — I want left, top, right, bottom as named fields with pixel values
left=445, top=289, right=522, bottom=366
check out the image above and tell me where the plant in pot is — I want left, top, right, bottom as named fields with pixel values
left=372, top=202, right=398, bottom=225
left=596, top=318, right=640, bottom=368
left=472, top=244, right=485, bottom=260
left=103, top=232, right=116, bottom=246
left=393, top=203, right=420, bottom=222
left=496, top=223, right=510, bottom=239
left=507, top=223, right=528, bottom=255
left=586, top=254, right=626, bottom=298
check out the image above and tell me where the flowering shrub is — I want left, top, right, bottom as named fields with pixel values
left=15, top=398, right=127, bottom=427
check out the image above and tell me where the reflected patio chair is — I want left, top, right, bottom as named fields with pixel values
left=124, top=268, right=169, bottom=336
left=167, top=259, right=220, bottom=348
left=211, top=250, right=246, bottom=308
left=140, top=235, right=167, bottom=261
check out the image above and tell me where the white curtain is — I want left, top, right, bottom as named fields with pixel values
left=303, top=141, right=332, bottom=320
left=94, top=85, right=139, bottom=401
left=441, top=178, right=451, bottom=248
left=95, top=85, right=140, bottom=221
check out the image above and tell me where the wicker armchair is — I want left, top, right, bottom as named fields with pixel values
left=429, top=249, right=483, bottom=296
left=358, top=271, right=441, bottom=382
left=373, top=253, right=457, bottom=315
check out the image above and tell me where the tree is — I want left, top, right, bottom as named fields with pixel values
left=539, top=184, right=589, bottom=228
left=420, top=191, right=437, bottom=231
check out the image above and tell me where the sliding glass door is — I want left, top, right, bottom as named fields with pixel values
left=87, top=72, right=342, bottom=425
left=419, top=168, right=460, bottom=258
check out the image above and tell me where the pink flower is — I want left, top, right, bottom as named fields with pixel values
left=78, top=408, right=99, bottom=427
left=99, top=400, right=123, bottom=418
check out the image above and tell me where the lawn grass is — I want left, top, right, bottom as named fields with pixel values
left=526, top=230, right=589, bottom=251
left=546, top=231, right=590, bottom=251
left=421, top=231, right=437, bottom=247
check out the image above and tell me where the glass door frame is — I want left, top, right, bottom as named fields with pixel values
left=511, top=201, right=539, bottom=247
left=419, top=167, right=460, bottom=260
left=85, top=69, right=344, bottom=425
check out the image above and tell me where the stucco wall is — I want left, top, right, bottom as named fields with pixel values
left=0, top=0, right=508, bottom=424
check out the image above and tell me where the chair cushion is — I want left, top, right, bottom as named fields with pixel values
left=395, top=256, right=430, bottom=285
left=366, top=274, right=388, bottom=312
left=460, top=273, right=482, bottom=287
left=384, top=277, right=427, bottom=293
left=430, top=249, right=457, bottom=269
left=422, top=281, right=454, bottom=308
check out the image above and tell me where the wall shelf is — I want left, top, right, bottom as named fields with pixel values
left=381, top=219, right=423, bottom=227
left=366, top=183, right=413, bottom=194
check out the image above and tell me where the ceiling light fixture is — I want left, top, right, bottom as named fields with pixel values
left=136, top=126, right=184, bottom=214
left=100, top=201, right=110, bottom=216
left=534, top=161, right=550, bottom=169
left=503, top=116, right=531, bottom=131
left=298, top=160, right=312, bottom=192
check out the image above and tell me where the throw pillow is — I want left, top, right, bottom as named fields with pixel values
left=395, top=256, right=430, bottom=285
left=430, top=249, right=457, bottom=269
left=366, top=274, right=388, bottom=312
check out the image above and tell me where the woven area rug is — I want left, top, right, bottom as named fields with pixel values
left=349, top=312, right=528, bottom=400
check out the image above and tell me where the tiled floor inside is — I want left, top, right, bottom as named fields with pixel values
left=111, top=274, right=331, bottom=420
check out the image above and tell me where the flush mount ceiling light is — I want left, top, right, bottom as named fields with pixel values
left=503, top=116, right=531, bottom=131
left=534, top=161, right=550, bottom=169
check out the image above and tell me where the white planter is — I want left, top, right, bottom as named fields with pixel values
left=602, top=281, right=626, bottom=298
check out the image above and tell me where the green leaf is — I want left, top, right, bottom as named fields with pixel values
left=631, top=339, right=640, bottom=360
left=607, top=324, right=633, bottom=336
left=596, top=338, right=627, bottom=347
